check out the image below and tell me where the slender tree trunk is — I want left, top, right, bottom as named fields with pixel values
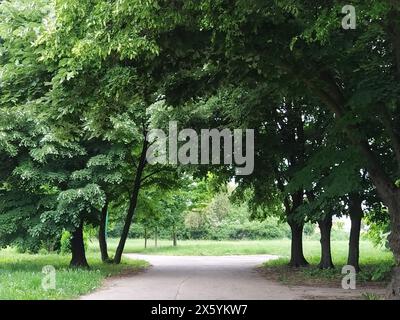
left=70, top=220, right=89, bottom=268
left=348, top=216, right=362, bottom=272
left=155, top=227, right=158, bottom=248
left=99, top=201, right=109, bottom=262
left=114, top=139, right=148, bottom=264
left=144, top=227, right=147, bottom=249
left=347, top=194, right=363, bottom=272
left=173, top=225, right=177, bottom=247
left=288, top=221, right=309, bottom=267
left=318, top=215, right=334, bottom=269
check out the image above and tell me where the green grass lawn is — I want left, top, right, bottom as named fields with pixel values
left=90, top=238, right=301, bottom=256
left=97, top=238, right=393, bottom=263
left=0, top=247, right=148, bottom=300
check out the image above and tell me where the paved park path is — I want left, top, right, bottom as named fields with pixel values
left=81, top=254, right=384, bottom=300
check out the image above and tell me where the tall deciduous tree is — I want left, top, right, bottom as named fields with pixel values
left=167, top=0, right=400, bottom=297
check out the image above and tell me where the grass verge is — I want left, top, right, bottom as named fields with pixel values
left=261, top=250, right=393, bottom=289
left=0, top=247, right=149, bottom=300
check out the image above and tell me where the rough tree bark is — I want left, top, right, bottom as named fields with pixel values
left=372, top=17, right=400, bottom=293
left=318, top=215, right=334, bottom=269
left=70, top=220, right=89, bottom=268
left=282, top=189, right=309, bottom=268
left=386, top=190, right=400, bottom=299
left=114, top=138, right=148, bottom=264
left=348, top=194, right=364, bottom=272
left=288, top=219, right=309, bottom=267
left=99, top=200, right=109, bottom=262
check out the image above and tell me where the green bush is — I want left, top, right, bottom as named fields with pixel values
left=38, top=248, right=49, bottom=255
left=120, top=220, right=292, bottom=241
left=308, top=225, right=349, bottom=241
left=357, top=262, right=394, bottom=282
left=117, top=196, right=294, bottom=241
left=143, top=218, right=291, bottom=241
left=60, top=230, right=89, bottom=254
left=330, top=228, right=349, bottom=241
left=303, top=222, right=316, bottom=236
left=60, top=231, right=72, bottom=254
left=217, top=221, right=289, bottom=240
left=364, top=223, right=390, bottom=249
left=14, top=238, right=42, bottom=254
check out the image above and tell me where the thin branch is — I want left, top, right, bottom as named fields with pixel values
left=140, top=167, right=174, bottom=184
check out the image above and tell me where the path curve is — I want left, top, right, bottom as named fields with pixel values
left=81, top=254, right=383, bottom=300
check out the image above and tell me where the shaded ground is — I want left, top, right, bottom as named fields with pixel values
left=260, top=261, right=388, bottom=289
left=81, top=254, right=385, bottom=300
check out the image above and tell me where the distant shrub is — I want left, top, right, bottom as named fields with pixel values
left=14, top=238, right=42, bottom=254
left=60, top=231, right=72, bottom=254
left=219, top=221, right=289, bottom=240
left=308, top=223, right=349, bottom=241
left=38, top=248, right=49, bottom=255
left=170, top=219, right=290, bottom=241
left=115, top=196, right=295, bottom=241
left=330, top=228, right=349, bottom=241
left=60, top=230, right=89, bottom=254
left=303, top=222, right=316, bottom=236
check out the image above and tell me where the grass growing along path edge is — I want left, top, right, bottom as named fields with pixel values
left=0, top=248, right=148, bottom=300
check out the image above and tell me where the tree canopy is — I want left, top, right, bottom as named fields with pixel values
left=1, top=0, right=400, bottom=298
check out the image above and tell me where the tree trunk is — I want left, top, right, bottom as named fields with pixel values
left=70, top=220, right=89, bottom=268
left=144, top=227, right=147, bottom=249
left=318, top=215, right=334, bottom=269
left=388, top=266, right=400, bottom=300
left=173, top=225, right=177, bottom=247
left=155, top=227, right=158, bottom=248
left=114, top=139, right=148, bottom=264
left=288, top=221, right=309, bottom=267
left=99, top=201, right=109, bottom=262
left=386, top=190, right=400, bottom=299
left=348, top=194, right=363, bottom=272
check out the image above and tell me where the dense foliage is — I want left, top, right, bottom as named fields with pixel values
left=1, top=0, right=400, bottom=298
